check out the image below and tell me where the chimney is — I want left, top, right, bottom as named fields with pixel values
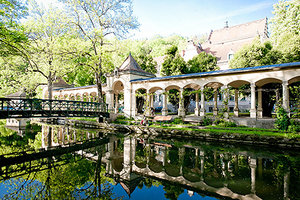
left=224, top=21, right=229, bottom=28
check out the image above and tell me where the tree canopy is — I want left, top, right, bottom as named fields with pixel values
left=270, top=0, right=300, bottom=43
left=229, top=38, right=283, bottom=68
left=60, top=0, right=139, bottom=103
left=230, top=0, right=300, bottom=68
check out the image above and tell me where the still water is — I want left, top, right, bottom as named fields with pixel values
left=0, top=123, right=299, bottom=200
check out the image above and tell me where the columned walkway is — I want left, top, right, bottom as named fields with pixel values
left=51, top=60, right=300, bottom=119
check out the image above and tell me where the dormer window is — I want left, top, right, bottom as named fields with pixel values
left=228, top=53, right=234, bottom=60
left=114, top=69, right=119, bottom=77
left=228, top=50, right=234, bottom=61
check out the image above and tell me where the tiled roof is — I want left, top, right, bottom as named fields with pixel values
left=202, top=18, right=268, bottom=65
left=131, top=62, right=300, bottom=83
left=6, top=91, right=26, bottom=98
left=118, top=53, right=155, bottom=76
left=207, top=18, right=268, bottom=45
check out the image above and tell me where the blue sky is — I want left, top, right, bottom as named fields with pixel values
left=131, top=0, right=275, bottom=38
left=36, top=0, right=276, bottom=39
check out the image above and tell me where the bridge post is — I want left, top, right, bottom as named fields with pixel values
left=106, top=90, right=114, bottom=112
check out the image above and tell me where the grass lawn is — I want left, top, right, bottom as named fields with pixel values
left=149, top=124, right=300, bottom=138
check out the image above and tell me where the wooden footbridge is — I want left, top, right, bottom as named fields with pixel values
left=0, top=98, right=109, bottom=119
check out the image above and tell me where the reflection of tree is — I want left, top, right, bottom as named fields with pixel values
left=2, top=150, right=116, bottom=199
left=163, top=182, right=184, bottom=200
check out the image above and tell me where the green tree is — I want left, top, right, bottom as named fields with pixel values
left=229, top=39, right=283, bottom=68
left=135, top=46, right=157, bottom=74
left=187, top=52, right=218, bottom=73
left=270, top=0, right=300, bottom=63
left=161, top=46, right=187, bottom=76
left=61, top=0, right=139, bottom=103
left=270, top=0, right=300, bottom=44
left=0, top=0, right=28, bottom=57
left=20, top=4, right=77, bottom=99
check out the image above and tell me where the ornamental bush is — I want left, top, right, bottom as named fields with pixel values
left=274, top=106, right=290, bottom=131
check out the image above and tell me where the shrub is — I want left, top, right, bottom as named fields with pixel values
left=173, top=117, right=184, bottom=124
left=274, top=106, right=290, bottom=131
left=202, top=116, right=212, bottom=126
left=116, top=115, right=126, bottom=120
left=287, top=120, right=300, bottom=133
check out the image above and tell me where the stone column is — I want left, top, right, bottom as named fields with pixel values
left=200, top=150, right=205, bottom=181
left=194, top=92, right=200, bottom=116
left=200, top=86, right=205, bottom=116
left=145, top=89, right=151, bottom=116
left=282, top=81, right=290, bottom=115
left=213, top=89, right=218, bottom=116
left=223, top=85, right=229, bottom=119
left=250, top=83, right=257, bottom=118
left=250, top=158, right=257, bottom=194
left=162, top=89, right=168, bottom=116
left=114, top=93, right=119, bottom=114
left=131, top=90, right=137, bottom=116
left=106, top=90, right=114, bottom=112
left=284, top=168, right=290, bottom=200
left=150, top=93, right=154, bottom=108
left=123, top=88, right=132, bottom=117
left=178, top=88, right=185, bottom=117
left=257, top=88, right=263, bottom=118
left=179, top=147, right=185, bottom=175
left=234, top=89, right=239, bottom=117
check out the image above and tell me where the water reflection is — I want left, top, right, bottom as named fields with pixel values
left=0, top=124, right=299, bottom=200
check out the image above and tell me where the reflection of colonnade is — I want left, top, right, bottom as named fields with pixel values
left=51, top=55, right=300, bottom=119
left=102, top=136, right=292, bottom=200
left=41, top=125, right=98, bottom=149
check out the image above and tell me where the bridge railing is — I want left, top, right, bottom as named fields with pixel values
left=0, top=98, right=108, bottom=118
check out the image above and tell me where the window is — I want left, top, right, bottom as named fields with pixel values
left=228, top=53, right=234, bottom=60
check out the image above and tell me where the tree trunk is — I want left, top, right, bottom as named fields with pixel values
left=47, top=77, right=53, bottom=100
left=95, top=72, right=103, bottom=103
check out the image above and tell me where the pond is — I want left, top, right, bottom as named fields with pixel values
left=0, top=123, right=299, bottom=200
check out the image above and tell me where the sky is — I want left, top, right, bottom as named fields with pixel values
left=35, top=0, right=276, bottom=39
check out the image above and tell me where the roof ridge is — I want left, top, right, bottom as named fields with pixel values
left=211, top=18, right=267, bottom=33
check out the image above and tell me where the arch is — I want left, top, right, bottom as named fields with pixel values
left=288, top=76, right=300, bottom=85
left=75, top=93, right=82, bottom=101
left=148, top=157, right=163, bottom=173
left=183, top=83, right=201, bottom=90
left=256, top=78, right=282, bottom=87
left=69, top=94, right=75, bottom=101
left=166, top=85, right=180, bottom=91
left=63, top=94, right=68, bottom=100
left=165, top=163, right=181, bottom=177
left=149, top=86, right=163, bottom=93
left=228, top=80, right=250, bottom=88
left=135, top=87, right=147, bottom=93
left=204, top=82, right=224, bottom=89
left=182, top=168, right=201, bottom=182
left=112, top=80, right=124, bottom=94
left=135, top=88, right=147, bottom=114
left=82, top=92, right=89, bottom=102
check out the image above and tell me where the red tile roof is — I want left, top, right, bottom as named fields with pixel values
left=202, top=18, right=268, bottom=68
